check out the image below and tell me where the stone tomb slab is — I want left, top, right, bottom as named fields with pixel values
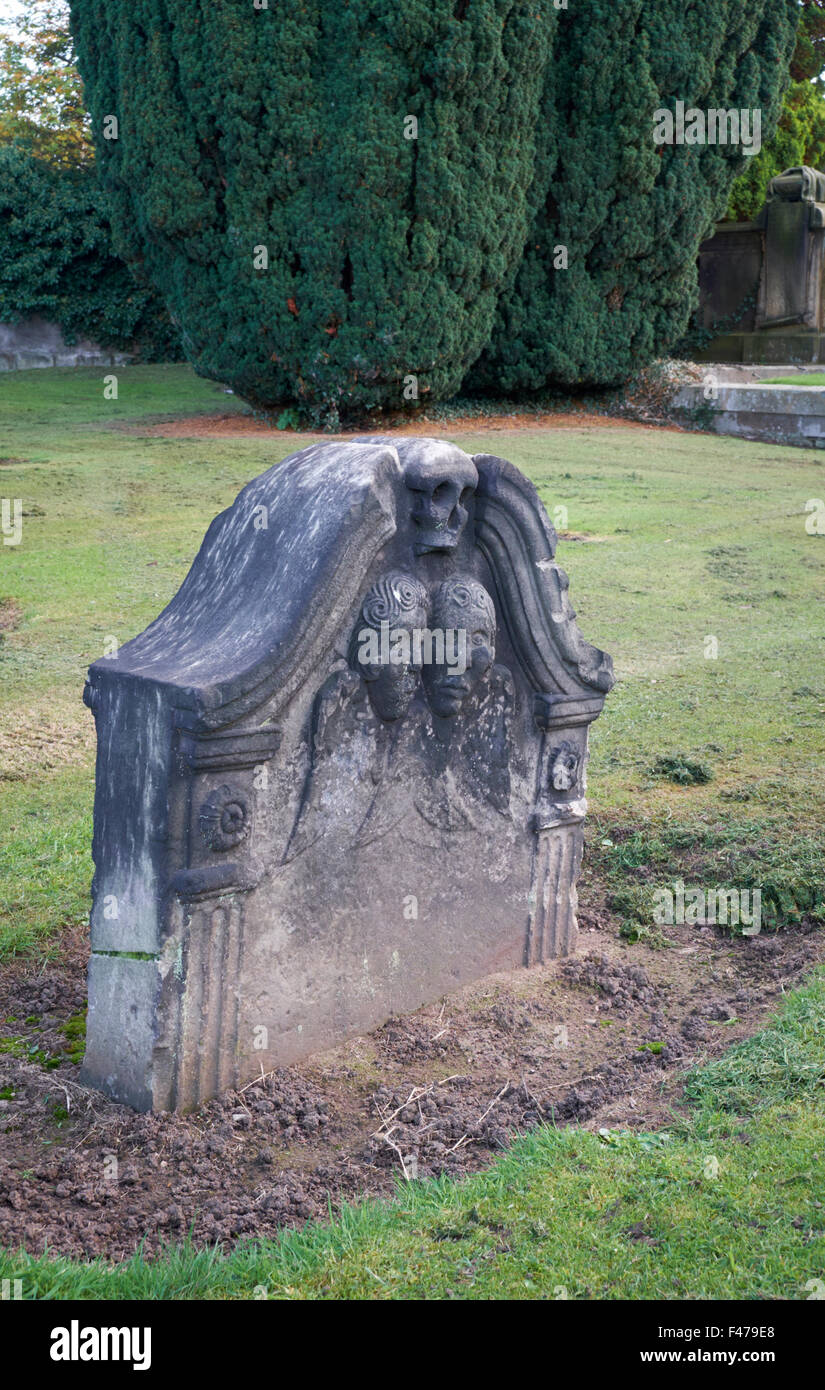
left=81, top=438, right=613, bottom=1110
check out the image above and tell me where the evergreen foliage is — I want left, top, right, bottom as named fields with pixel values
left=474, top=0, right=799, bottom=392
left=70, top=0, right=554, bottom=421
left=0, top=146, right=181, bottom=360
left=69, top=0, right=798, bottom=411
left=727, top=0, right=825, bottom=222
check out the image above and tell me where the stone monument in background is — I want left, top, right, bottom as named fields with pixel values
left=81, top=438, right=613, bottom=1111
left=697, top=165, right=825, bottom=364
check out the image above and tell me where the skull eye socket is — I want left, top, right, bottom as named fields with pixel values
left=431, top=482, right=451, bottom=501
left=459, top=487, right=473, bottom=506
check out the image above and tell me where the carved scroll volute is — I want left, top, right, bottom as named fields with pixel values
left=472, top=453, right=614, bottom=711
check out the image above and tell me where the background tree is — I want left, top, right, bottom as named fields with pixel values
left=0, top=1, right=177, bottom=357
left=0, top=142, right=180, bottom=358
left=69, top=0, right=798, bottom=413
left=727, top=0, right=825, bottom=220
left=790, top=0, right=825, bottom=83
left=0, top=0, right=92, bottom=167
left=473, top=0, right=798, bottom=394
left=69, top=0, right=555, bottom=425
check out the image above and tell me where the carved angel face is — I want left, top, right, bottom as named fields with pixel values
left=349, top=572, right=429, bottom=722
left=368, top=642, right=423, bottom=722
left=423, top=577, right=496, bottom=718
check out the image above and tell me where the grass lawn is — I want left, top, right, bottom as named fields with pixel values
left=1, top=363, right=824, bottom=1298
left=762, top=374, right=825, bottom=386
left=2, top=364, right=824, bottom=958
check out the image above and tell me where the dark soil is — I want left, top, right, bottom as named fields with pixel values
left=0, top=911, right=822, bottom=1262
left=0, top=598, right=22, bottom=633
left=129, top=411, right=679, bottom=440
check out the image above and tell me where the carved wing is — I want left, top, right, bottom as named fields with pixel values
left=473, top=453, right=614, bottom=711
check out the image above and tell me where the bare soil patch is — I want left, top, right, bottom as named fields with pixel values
left=0, top=598, right=22, bottom=632
left=1, top=910, right=821, bottom=1262
left=127, top=410, right=680, bottom=440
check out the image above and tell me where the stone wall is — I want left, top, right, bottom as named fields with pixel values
left=698, top=223, right=762, bottom=334
left=0, top=316, right=131, bottom=371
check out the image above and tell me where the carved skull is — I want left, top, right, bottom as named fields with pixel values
left=403, top=441, right=478, bottom=555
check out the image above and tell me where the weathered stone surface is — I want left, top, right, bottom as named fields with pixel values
left=756, top=167, right=825, bottom=332
left=697, top=166, right=825, bottom=364
left=81, top=437, right=613, bottom=1110
left=697, top=223, right=762, bottom=335
left=82, top=955, right=161, bottom=1113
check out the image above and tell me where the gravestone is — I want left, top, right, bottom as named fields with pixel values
left=81, top=438, right=613, bottom=1111
left=756, top=166, right=825, bottom=332
left=697, top=166, right=825, bottom=364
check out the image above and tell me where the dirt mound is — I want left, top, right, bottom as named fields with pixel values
left=562, top=954, right=658, bottom=1013
left=0, top=914, right=822, bottom=1261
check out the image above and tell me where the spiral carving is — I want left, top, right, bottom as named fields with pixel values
left=359, top=572, right=429, bottom=629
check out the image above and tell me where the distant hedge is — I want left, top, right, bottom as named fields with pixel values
left=0, top=145, right=180, bottom=361
left=69, top=0, right=797, bottom=414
